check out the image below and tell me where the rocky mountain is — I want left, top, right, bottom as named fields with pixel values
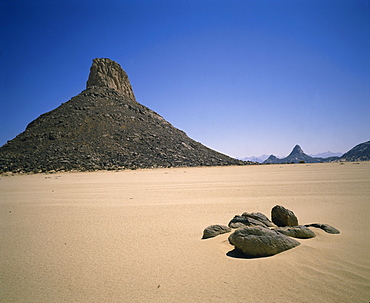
left=263, top=145, right=321, bottom=164
left=0, top=58, right=249, bottom=173
left=339, top=141, right=370, bottom=162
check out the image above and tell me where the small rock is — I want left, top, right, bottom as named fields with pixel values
left=272, top=225, right=316, bottom=239
left=304, top=223, right=340, bottom=234
left=228, top=215, right=268, bottom=229
left=271, top=205, right=298, bottom=227
left=202, top=224, right=232, bottom=239
left=242, top=212, right=276, bottom=227
left=228, top=226, right=300, bottom=258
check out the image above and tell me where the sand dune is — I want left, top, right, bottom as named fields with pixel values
left=1, top=162, right=369, bottom=302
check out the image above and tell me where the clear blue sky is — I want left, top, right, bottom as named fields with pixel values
left=1, top=0, right=369, bottom=158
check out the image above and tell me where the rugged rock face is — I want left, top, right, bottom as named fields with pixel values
left=0, top=58, right=249, bottom=173
left=86, top=58, right=136, bottom=101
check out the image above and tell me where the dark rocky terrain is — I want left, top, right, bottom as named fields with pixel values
left=339, top=141, right=370, bottom=162
left=0, top=58, right=249, bottom=173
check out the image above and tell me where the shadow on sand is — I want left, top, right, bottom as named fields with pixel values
left=226, top=249, right=273, bottom=259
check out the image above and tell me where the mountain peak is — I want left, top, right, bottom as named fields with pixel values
left=290, top=145, right=304, bottom=155
left=86, top=58, right=136, bottom=101
left=263, top=144, right=320, bottom=164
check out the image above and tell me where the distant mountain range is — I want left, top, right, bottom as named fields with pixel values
left=309, top=151, right=343, bottom=158
left=241, top=151, right=343, bottom=163
left=246, top=141, right=370, bottom=164
left=263, top=145, right=321, bottom=164
left=239, top=154, right=270, bottom=163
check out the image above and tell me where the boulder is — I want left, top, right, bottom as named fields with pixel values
left=272, top=225, right=316, bottom=239
left=228, top=215, right=267, bottom=229
left=304, top=223, right=340, bottom=234
left=271, top=205, right=298, bottom=227
left=242, top=212, right=276, bottom=227
left=202, top=224, right=232, bottom=239
left=228, top=226, right=300, bottom=257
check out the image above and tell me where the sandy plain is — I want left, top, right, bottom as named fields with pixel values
left=0, top=162, right=369, bottom=302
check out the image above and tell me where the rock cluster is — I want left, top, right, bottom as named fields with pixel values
left=0, top=58, right=251, bottom=173
left=202, top=205, right=340, bottom=258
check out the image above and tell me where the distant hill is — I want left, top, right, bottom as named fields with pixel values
left=0, top=58, right=249, bottom=173
left=309, top=151, right=343, bottom=158
left=240, top=154, right=269, bottom=163
left=263, top=145, right=321, bottom=164
left=339, top=141, right=370, bottom=162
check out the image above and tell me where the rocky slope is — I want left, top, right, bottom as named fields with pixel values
left=0, top=58, right=249, bottom=173
left=339, top=141, right=370, bottom=162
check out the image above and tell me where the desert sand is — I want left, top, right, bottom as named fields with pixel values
left=1, top=162, right=369, bottom=302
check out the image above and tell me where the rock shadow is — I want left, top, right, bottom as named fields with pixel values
left=226, top=249, right=273, bottom=259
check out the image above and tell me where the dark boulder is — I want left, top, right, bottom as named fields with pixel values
left=242, top=212, right=276, bottom=227
left=304, top=223, right=340, bottom=234
left=202, top=224, right=232, bottom=239
left=272, top=225, right=316, bottom=239
left=228, top=215, right=268, bottom=229
left=228, top=226, right=300, bottom=258
left=271, top=205, right=298, bottom=227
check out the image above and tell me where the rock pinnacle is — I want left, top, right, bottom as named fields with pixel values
left=86, top=58, right=136, bottom=101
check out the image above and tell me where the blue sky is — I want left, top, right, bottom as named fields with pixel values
left=1, top=0, right=369, bottom=158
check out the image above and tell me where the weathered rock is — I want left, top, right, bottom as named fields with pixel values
left=271, top=205, right=299, bottom=227
left=202, top=225, right=232, bottom=239
left=304, top=223, right=340, bottom=234
left=228, top=215, right=267, bottom=229
left=86, top=58, right=136, bottom=101
left=272, top=225, right=316, bottom=239
left=242, top=212, right=276, bottom=227
left=228, top=226, right=300, bottom=257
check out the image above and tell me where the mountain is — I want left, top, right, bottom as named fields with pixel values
left=263, top=145, right=321, bottom=164
left=240, top=154, right=269, bottom=163
left=0, top=58, right=248, bottom=173
left=309, top=151, right=343, bottom=158
left=339, top=141, right=370, bottom=162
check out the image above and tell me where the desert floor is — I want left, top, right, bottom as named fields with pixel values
left=1, top=162, right=369, bottom=302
